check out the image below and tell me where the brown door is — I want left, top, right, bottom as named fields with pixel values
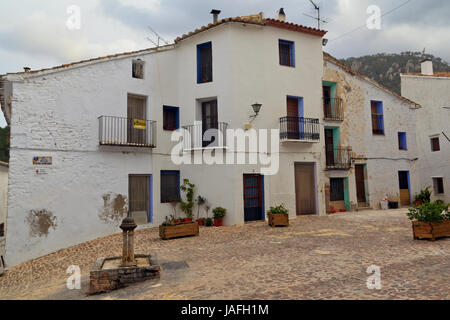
left=355, top=165, right=366, bottom=204
left=325, top=129, right=335, bottom=167
left=295, top=163, right=316, bottom=215
left=287, top=97, right=299, bottom=139
left=202, top=100, right=218, bottom=147
left=398, top=171, right=411, bottom=206
left=127, top=95, right=147, bottom=145
left=243, top=174, right=263, bottom=222
left=129, top=175, right=150, bottom=225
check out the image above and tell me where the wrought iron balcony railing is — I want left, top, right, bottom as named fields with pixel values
left=326, top=146, right=352, bottom=170
left=182, top=122, right=228, bottom=150
left=323, top=98, right=344, bottom=121
left=98, top=116, right=157, bottom=148
left=280, top=117, right=320, bottom=142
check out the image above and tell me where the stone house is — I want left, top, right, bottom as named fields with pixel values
left=401, top=61, right=450, bottom=203
left=0, top=161, right=8, bottom=273
left=323, top=53, right=421, bottom=211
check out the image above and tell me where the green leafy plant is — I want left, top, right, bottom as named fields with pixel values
left=205, top=218, right=213, bottom=227
left=407, top=201, right=449, bottom=223
left=267, top=204, right=289, bottom=215
left=212, top=207, right=227, bottom=219
left=414, top=187, right=432, bottom=204
left=196, top=195, right=206, bottom=220
left=161, top=215, right=177, bottom=227
left=180, top=179, right=195, bottom=219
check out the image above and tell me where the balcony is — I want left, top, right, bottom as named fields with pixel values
left=323, top=98, right=344, bottom=121
left=280, top=117, right=320, bottom=142
left=182, top=122, right=228, bottom=150
left=326, top=146, right=352, bottom=170
left=98, top=116, right=157, bottom=148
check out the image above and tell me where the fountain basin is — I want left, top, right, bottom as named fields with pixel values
left=89, top=254, right=160, bottom=295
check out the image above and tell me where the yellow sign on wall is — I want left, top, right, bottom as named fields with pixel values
left=133, top=120, right=146, bottom=130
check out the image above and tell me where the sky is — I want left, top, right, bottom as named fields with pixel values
left=0, top=0, right=449, bottom=127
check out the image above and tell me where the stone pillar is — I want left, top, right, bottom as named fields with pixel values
left=120, top=215, right=137, bottom=268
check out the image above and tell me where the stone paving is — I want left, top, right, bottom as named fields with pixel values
left=0, top=208, right=449, bottom=300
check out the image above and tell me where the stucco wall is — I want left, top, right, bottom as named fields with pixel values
left=324, top=60, right=420, bottom=208
left=401, top=75, right=450, bottom=203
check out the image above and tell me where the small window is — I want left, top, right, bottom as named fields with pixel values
left=330, top=178, right=345, bottom=201
left=161, top=171, right=180, bottom=203
left=132, top=59, right=145, bottom=79
left=398, top=132, right=407, bottom=150
left=431, top=137, right=440, bottom=152
left=279, top=40, right=295, bottom=67
left=163, top=106, right=179, bottom=131
left=197, top=42, right=212, bottom=83
left=433, top=177, right=445, bottom=195
left=0, top=223, right=4, bottom=237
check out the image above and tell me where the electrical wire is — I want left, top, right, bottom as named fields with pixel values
left=328, top=0, right=414, bottom=43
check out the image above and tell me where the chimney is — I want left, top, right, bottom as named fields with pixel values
left=23, top=67, right=31, bottom=72
left=210, top=9, right=221, bottom=23
left=278, top=8, right=286, bottom=22
left=420, top=59, right=434, bottom=76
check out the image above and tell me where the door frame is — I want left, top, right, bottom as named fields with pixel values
left=355, top=164, right=369, bottom=205
left=243, top=174, right=265, bottom=222
left=294, top=162, right=318, bottom=215
left=398, top=170, right=411, bottom=206
left=128, top=174, right=153, bottom=224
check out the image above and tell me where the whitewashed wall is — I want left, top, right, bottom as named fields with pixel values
left=401, top=74, right=450, bottom=203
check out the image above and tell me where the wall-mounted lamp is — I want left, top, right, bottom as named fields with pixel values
left=322, top=38, right=328, bottom=46
left=249, top=103, right=262, bottom=122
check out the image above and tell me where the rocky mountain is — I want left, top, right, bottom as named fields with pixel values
left=340, top=52, right=450, bottom=94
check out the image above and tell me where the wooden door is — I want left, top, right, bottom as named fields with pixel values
left=243, top=174, right=263, bottom=222
left=325, top=129, right=335, bottom=167
left=202, top=100, right=218, bottom=147
left=127, top=95, right=147, bottom=144
left=398, top=171, right=410, bottom=206
left=355, top=165, right=366, bottom=204
left=295, top=163, right=316, bottom=215
left=129, top=175, right=150, bottom=225
left=287, top=97, right=299, bottom=139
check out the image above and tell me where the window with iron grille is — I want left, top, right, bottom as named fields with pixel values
left=161, top=171, right=180, bottom=203
left=163, top=106, right=179, bottom=131
left=279, top=39, right=295, bottom=67
left=431, top=137, right=440, bottom=152
left=433, top=177, right=445, bottom=195
left=330, top=178, right=345, bottom=201
left=197, top=42, right=212, bottom=83
left=132, top=59, right=145, bottom=79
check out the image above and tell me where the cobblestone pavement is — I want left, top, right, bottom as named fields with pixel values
left=0, top=209, right=449, bottom=300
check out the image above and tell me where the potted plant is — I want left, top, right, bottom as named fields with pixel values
left=414, top=187, right=431, bottom=206
left=205, top=218, right=213, bottom=227
left=267, top=204, right=289, bottom=227
left=212, top=207, right=227, bottom=227
left=196, top=195, right=206, bottom=226
left=407, top=201, right=450, bottom=241
left=180, top=179, right=195, bottom=223
left=159, top=215, right=199, bottom=240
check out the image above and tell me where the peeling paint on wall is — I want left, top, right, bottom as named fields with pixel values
left=26, top=209, right=57, bottom=238
left=99, top=193, right=128, bottom=224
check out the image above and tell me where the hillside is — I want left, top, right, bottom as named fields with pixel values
left=340, top=52, right=450, bottom=94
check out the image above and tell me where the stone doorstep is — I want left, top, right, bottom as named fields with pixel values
left=89, top=254, right=160, bottom=295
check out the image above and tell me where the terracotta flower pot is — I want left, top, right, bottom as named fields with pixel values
left=415, top=200, right=423, bottom=206
left=196, top=219, right=205, bottom=226
left=184, top=218, right=193, bottom=223
left=214, top=218, right=223, bottom=227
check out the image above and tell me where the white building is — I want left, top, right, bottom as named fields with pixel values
left=323, top=54, right=421, bottom=211
left=401, top=61, right=450, bottom=203
left=0, top=11, right=329, bottom=267
left=0, top=161, right=8, bottom=273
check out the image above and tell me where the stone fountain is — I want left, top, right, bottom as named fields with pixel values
left=89, top=213, right=160, bottom=295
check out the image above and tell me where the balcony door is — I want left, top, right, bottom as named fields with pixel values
left=325, top=129, right=335, bottom=167
left=287, top=97, right=300, bottom=139
left=202, top=100, right=218, bottom=148
left=323, top=86, right=332, bottom=118
left=127, top=94, right=147, bottom=145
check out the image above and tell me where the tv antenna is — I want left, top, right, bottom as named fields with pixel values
left=303, top=0, right=328, bottom=29
left=146, top=25, right=170, bottom=47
